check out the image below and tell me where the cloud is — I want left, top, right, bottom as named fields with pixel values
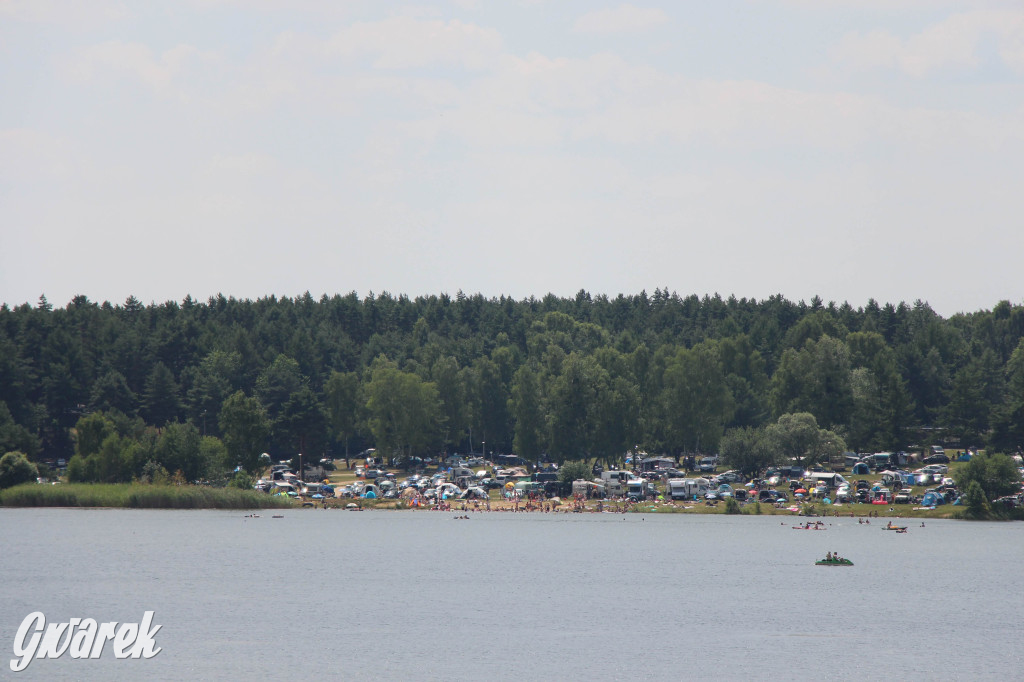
left=64, top=41, right=221, bottom=98
left=772, top=0, right=1020, bottom=8
left=831, top=10, right=1024, bottom=76
left=324, top=15, right=503, bottom=70
left=572, top=4, right=669, bottom=34
left=0, top=0, right=127, bottom=26
left=0, top=128, right=75, bottom=182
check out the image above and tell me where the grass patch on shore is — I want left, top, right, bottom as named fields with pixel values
left=0, top=483, right=294, bottom=510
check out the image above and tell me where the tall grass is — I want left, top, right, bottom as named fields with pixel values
left=0, top=483, right=293, bottom=510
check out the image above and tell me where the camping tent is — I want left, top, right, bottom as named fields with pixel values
left=852, top=462, right=870, bottom=475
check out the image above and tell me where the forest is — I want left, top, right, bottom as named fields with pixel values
left=1, top=290, right=1023, bottom=483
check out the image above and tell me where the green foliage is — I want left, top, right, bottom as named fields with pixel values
left=955, top=451, right=1021, bottom=503
left=661, top=341, right=733, bottom=454
left=364, top=357, right=441, bottom=460
left=558, top=460, right=592, bottom=484
left=219, top=391, right=270, bottom=473
left=276, top=385, right=327, bottom=457
left=154, top=422, right=204, bottom=482
left=723, top=497, right=741, bottom=514
left=0, top=403, right=39, bottom=458
left=66, top=454, right=88, bottom=483
left=720, top=426, right=776, bottom=478
left=142, top=362, right=181, bottom=426
left=962, top=480, right=990, bottom=519
left=139, top=460, right=170, bottom=485
left=765, top=412, right=845, bottom=468
left=3, top=291, right=1024, bottom=468
left=74, top=412, right=116, bottom=457
left=0, top=483, right=290, bottom=509
left=0, top=451, right=37, bottom=489
left=324, top=370, right=361, bottom=454
left=510, top=364, right=544, bottom=459
left=228, top=471, right=254, bottom=490
left=770, top=336, right=852, bottom=429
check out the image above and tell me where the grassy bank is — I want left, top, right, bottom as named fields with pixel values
left=0, top=483, right=294, bottom=510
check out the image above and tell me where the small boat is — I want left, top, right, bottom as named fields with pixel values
left=272, top=514, right=284, bottom=518
left=884, top=524, right=908, bottom=531
left=815, top=557, right=853, bottom=566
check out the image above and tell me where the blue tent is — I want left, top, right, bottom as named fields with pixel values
left=852, top=462, right=870, bottom=475
left=921, top=491, right=945, bottom=506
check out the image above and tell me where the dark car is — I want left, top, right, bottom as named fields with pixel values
left=923, top=454, right=950, bottom=464
left=992, top=495, right=1020, bottom=509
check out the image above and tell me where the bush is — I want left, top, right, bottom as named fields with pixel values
left=227, top=471, right=254, bottom=490
left=558, top=460, right=592, bottom=484
left=724, top=497, right=741, bottom=514
left=0, top=452, right=37, bottom=489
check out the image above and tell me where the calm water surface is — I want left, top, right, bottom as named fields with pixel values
left=1, top=508, right=1021, bottom=681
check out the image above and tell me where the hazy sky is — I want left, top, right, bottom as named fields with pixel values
left=3, top=1, right=1023, bottom=316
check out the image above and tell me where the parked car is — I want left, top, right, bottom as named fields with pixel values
left=924, top=453, right=950, bottom=464
left=717, top=470, right=744, bottom=484
left=992, top=495, right=1020, bottom=509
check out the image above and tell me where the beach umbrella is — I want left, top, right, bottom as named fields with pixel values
left=795, top=488, right=807, bottom=494
left=794, top=492, right=805, bottom=498
left=312, top=493, right=324, bottom=499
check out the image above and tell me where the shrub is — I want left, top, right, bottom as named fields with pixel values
left=0, top=452, right=37, bottom=489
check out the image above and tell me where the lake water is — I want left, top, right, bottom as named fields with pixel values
left=1, top=508, right=1021, bottom=680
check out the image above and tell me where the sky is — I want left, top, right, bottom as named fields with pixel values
left=2, top=0, right=1023, bottom=317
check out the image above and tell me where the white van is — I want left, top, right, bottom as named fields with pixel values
left=806, top=472, right=846, bottom=489
left=668, top=478, right=709, bottom=500
left=600, top=470, right=631, bottom=496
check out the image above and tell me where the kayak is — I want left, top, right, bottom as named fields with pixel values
left=815, top=558, right=853, bottom=566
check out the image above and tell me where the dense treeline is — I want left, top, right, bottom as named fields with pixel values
left=2, top=290, right=1024, bottom=478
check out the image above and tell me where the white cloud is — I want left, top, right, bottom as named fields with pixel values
left=5, top=1, right=1024, bottom=314
left=0, top=0, right=127, bottom=26
left=0, top=128, right=75, bottom=182
left=572, top=4, right=669, bottom=34
left=325, top=15, right=503, bottom=70
left=832, top=10, right=1024, bottom=76
left=64, top=41, right=221, bottom=98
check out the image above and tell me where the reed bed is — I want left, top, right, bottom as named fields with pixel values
left=0, top=483, right=293, bottom=510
